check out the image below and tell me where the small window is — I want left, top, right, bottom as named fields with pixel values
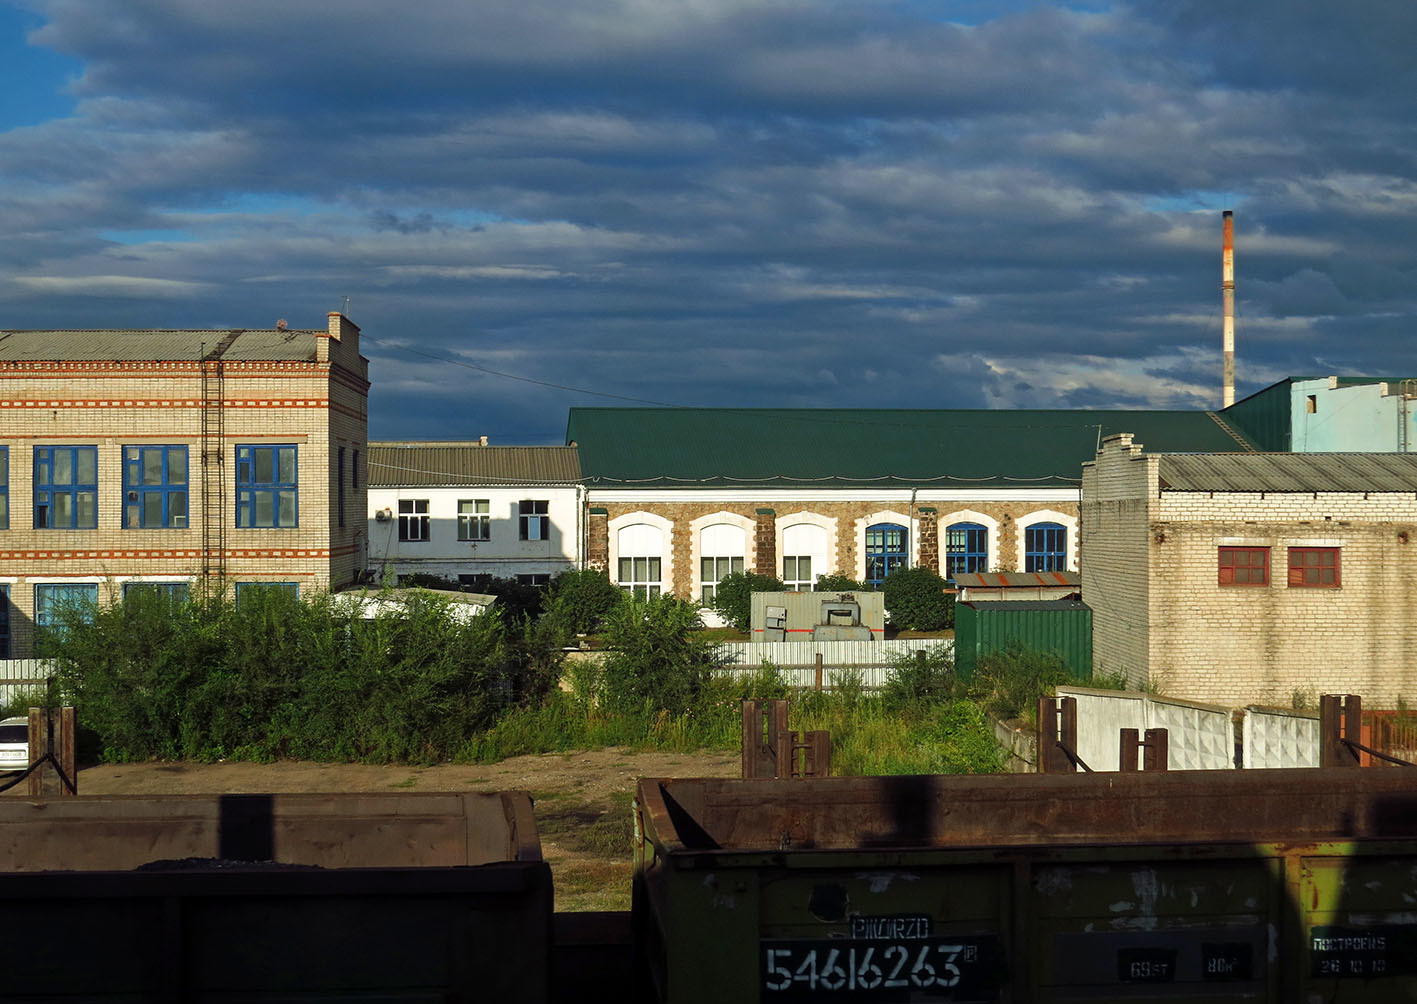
left=34, top=446, right=98, bottom=529
left=865, top=523, right=907, bottom=586
left=458, top=573, right=494, bottom=590
left=945, top=522, right=988, bottom=581
left=353, top=449, right=360, bottom=491
left=34, top=583, right=99, bottom=638
left=782, top=555, right=813, bottom=590
left=1306, top=395, right=1317, bottom=414
left=0, top=584, right=10, bottom=659
left=458, top=499, right=490, bottom=541
left=0, top=446, right=8, bottom=530
left=516, top=573, right=551, bottom=587
left=236, top=444, right=298, bottom=528
left=700, top=556, right=745, bottom=603
left=398, top=499, right=430, bottom=542
left=123, top=445, right=188, bottom=529
left=1288, top=547, right=1340, bottom=588
left=337, top=447, right=346, bottom=529
left=1024, top=522, right=1067, bottom=573
left=1218, top=546, right=1269, bottom=586
left=519, top=500, right=548, bottom=541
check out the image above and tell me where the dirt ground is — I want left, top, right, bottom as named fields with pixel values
left=35, top=749, right=742, bottom=912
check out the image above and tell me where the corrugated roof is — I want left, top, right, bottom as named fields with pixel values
left=960, top=600, right=1091, bottom=611
left=954, top=571, right=1081, bottom=589
left=566, top=408, right=1253, bottom=488
left=0, top=328, right=321, bottom=362
left=1157, top=453, right=1417, bottom=493
left=368, top=444, right=581, bottom=486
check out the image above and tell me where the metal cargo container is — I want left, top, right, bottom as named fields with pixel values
left=0, top=791, right=551, bottom=1002
left=751, top=591, right=885, bottom=642
left=634, top=770, right=1417, bottom=1003
left=954, top=599, right=1091, bottom=679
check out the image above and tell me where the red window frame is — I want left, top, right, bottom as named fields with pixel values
left=1288, top=547, right=1340, bottom=588
left=1218, top=546, right=1269, bottom=586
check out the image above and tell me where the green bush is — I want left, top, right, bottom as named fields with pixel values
left=814, top=573, right=867, bottom=591
left=710, top=571, right=784, bottom=632
left=544, top=569, right=624, bottom=635
left=46, top=587, right=557, bottom=764
left=968, top=643, right=1073, bottom=721
left=881, top=646, right=957, bottom=706
left=599, top=595, right=720, bottom=715
left=881, top=566, right=950, bottom=630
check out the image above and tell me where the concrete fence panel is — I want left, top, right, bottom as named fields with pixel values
left=1241, top=706, right=1320, bottom=769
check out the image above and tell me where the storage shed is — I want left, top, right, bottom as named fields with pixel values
left=954, top=599, right=1092, bottom=679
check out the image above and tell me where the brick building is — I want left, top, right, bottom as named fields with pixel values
left=566, top=408, right=1246, bottom=603
left=1081, top=433, right=1417, bottom=705
left=0, top=313, right=369, bottom=657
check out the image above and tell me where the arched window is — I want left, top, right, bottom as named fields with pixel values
left=617, top=523, right=664, bottom=598
left=864, top=523, right=907, bottom=587
left=699, top=523, right=746, bottom=603
left=1025, top=522, right=1067, bottom=572
left=781, top=523, right=828, bottom=590
left=945, top=522, right=987, bottom=581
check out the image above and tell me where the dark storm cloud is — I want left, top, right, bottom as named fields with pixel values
left=2, top=0, right=1415, bottom=441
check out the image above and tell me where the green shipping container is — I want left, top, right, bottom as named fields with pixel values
left=954, top=599, right=1091, bottom=680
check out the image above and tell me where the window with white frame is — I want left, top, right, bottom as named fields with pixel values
left=398, top=499, right=430, bottom=541
left=458, top=499, right=490, bottom=541
left=699, top=523, right=746, bottom=603
left=781, top=523, right=828, bottom=590
left=519, top=500, right=549, bottom=541
left=617, top=523, right=663, bottom=599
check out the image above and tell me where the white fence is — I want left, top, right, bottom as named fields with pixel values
left=0, top=659, right=55, bottom=706
left=713, top=639, right=953, bottom=690
left=1055, top=686, right=1323, bottom=771
left=1241, top=706, right=1320, bottom=769
left=1057, top=686, right=1234, bottom=771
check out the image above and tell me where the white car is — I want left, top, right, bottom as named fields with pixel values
left=0, top=717, right=29, bottom=772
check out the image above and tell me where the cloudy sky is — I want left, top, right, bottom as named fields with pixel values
left=2, top=1, right=1413, bottom=443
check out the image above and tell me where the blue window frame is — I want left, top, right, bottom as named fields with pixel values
left=1025, top=522, right=1067, bottom=572
left=234, top=581, right=299, bottom=609
left=34, top=446, right=98, bottom=529
left=0, top=446, right=8, bottom=530
left=34, top=583, right=99, bottom=634
left=864, top=523, right=907, bottom=587
left=0, top=585, right=10, bottom=659
left=236, top=445, right=298, bottom=528
left=122, top=581, right=191, bottom=603
left=123, top=445, right=188, bottom=529
left=945, top=522, right=987, bottom=581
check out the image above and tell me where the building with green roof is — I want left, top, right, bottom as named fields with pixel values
left=566, top=405, right=1257, bottom=604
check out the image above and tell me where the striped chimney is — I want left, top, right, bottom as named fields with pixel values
left=1222, top=210, right=1235, bottom=408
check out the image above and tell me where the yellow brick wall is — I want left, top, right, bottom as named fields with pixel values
left=0, top=317, right=369, bottom=658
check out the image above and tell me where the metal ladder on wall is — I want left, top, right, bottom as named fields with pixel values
left=200, top=333, right=240, bottom=589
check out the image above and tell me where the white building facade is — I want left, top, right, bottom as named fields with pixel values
left=367, top=443, right=582, bottom=586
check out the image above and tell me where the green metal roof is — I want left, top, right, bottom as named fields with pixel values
left=567, top=408, right=1255, bottom=488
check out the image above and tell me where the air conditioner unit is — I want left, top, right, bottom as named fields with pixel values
left=373, top=508, right=392, bottom=522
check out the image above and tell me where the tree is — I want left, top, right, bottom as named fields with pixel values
left=544, top=568, right=625, bottom=635
left=881, top=565, right=951, bottom=630
left=710, top=571, right=784, bottom=633
left=599, top=595, right=720, bottom=715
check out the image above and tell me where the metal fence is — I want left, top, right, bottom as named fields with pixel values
left=0, top=659, right=55, bottom=707
left=713, top=639, right=953, bottom=690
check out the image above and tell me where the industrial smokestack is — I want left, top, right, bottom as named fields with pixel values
left=1222, top=210, right=1235, bottom=408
